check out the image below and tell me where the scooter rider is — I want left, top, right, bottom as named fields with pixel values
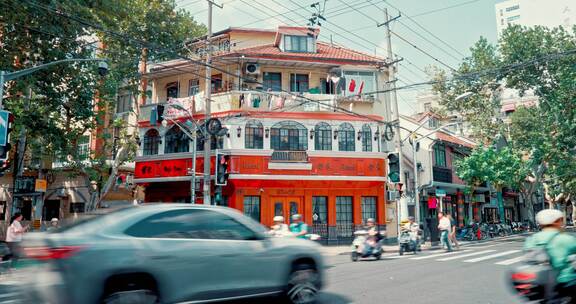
left=362, top=218, right=382, bottom=256
left=524, top=209, right=576, bottom=297
left=402, top=216, right=420, bottom=246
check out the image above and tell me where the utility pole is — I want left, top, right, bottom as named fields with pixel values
left=203, top=0, right=222, bottom=205
left=379, top=9, right=406, bottom=236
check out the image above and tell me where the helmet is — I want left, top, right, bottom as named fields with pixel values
left=273, top=216, right=284, bottom=222
left=408, top=216, right=415, bottom=221
left=51, top=218, right=59, bottom=222
left=366, top=218, right=375, bottom=223
left=292, top=214, right=302, bottom=221
left=535, top=209, right=564, bottom=226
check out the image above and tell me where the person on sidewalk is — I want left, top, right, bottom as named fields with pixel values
left=438, top=212, right=452, bottom=252
left=447, top=214, right=460, bottom=250
left=5, top=212, right=29, bottom=267
left=524, top=209, right=576, bottom=297
left=290, top=214, right=309, bottom=239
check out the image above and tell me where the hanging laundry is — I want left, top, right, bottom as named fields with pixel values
left=277, top=97, right=286, bottom=109
left=348, top=79, right=356, bottom=93
left=252, top=95, right=261, bottom=108
left=326, top=74, right=331, bottom=83
left=357, top=81, right=365, bottom=95
left=247, top=93, right=253, bottom=108
left=349, top=102, right=353, bottom=112
left=239, top=93, right=245, bottom=108
left=330, top=76, right=340, bottom=84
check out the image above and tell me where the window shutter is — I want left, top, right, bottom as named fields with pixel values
left=284, top=35, right=292, bottom=51
left=307, top=37, right=315, bottom=52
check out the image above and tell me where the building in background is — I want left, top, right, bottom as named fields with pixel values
left=135, top=26, right=393, bottom=243
left=495, top=0, right=574, bottom=36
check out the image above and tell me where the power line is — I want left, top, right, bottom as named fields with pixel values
left=412, top=0, right=483, bottom=18
left=382, top=0, right=466, bottom=58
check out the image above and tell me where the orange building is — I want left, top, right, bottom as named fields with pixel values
left=134, top=26, right=392, bottom=242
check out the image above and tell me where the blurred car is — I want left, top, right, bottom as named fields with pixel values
left=20, top=204, right=324, bottom=304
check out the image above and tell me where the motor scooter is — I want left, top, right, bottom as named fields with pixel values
left=398, top=230, right=420, bottom=255
left=351, top=230, right=384, bottom=261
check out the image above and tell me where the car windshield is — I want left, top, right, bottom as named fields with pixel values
left=52, top=206, right=135, bottom=233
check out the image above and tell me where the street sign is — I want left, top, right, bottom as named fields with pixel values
left=0, top=110, right=10, bottom=146
left=35, top=179, right=47, bottom=192
left=435, top=189, right=446, bottom=198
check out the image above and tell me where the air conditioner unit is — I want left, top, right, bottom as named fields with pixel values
left=245, top=63, right=260, bottom=75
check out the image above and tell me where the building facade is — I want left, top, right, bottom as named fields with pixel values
left=495, top=0, right=574, bottom=36
left=134, top=26, right=393, bottom=242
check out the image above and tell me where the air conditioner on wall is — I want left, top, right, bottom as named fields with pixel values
left=245, top=63, right=260, bottom=75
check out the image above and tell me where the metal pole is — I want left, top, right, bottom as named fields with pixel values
left=0, top=71, right=5, bottom=110
left=203, top=1, right=213, bottom=205
left=383, top=8, right=406, bottom=237
left=413, top=141, right=420, bottom=224
left=191, top=122, right=197, bottom=204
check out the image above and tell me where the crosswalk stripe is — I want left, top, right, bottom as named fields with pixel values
left=436, top=250, right=497, bottom=261
left=464, top=250, right=520, bottom=263
left=460, top=244, right=496, bottom=249
left=495, top=256, right=525, bottom=266
left=410, top=250, right=469, bottom=260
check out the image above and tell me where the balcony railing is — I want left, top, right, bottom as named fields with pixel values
left=270, top=151, right=308, bottom=163
left=433, top=166, right=453, bottom=183
left=139, top=90, right=379, bottom=122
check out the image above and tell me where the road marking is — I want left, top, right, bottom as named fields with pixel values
left=436, top=250, right=497, bottom=261
left=464, top=250, right=521, bottom=263
left=495, top=255, right=525, bottom=265
left=461, top=244, right=496, bottom=249
left=410, top=250, right=469, bottom=260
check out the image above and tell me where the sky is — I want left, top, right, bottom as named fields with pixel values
left=176, top=0, right=500, bottom=114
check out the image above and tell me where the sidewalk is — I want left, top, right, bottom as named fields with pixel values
left=319, top=233, right=531, bottom=257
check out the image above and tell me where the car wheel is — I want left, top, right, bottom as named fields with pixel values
left=103, top=289, right=158, bottom=304
left=399, top=247, right=404, bottom=256
left=286, top=264, right=319, bottom=304
left=351, top=252, right=359, bottom=262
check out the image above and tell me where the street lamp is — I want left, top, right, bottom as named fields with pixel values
left=0, top=58, right=108, bottom=109
left=406, top=122, right=461, bottom=224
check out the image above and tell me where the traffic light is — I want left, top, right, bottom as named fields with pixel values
left=387, top=152, right=400, bottom=183
left=156, top=105, right=165, bottom=124
left=215, top=151, right=230, bottom=186
left=0, top=111, right=14, bottom=162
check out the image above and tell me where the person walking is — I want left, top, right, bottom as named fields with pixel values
left=47, top=218, right=60, bottom=232
left=447, top=214, right=460, bottom=250
left=5, top=212, right=28, bottom=267
left=437, top=212, right=452, bottom=252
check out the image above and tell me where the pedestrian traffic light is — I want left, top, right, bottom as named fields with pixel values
left=215, top=151, right=230, bottom=186
left=387, top=152, right=400, bottom=183
left=0, top=111, right=14, bottom=162
left=156, top=105, right=165, bottom=124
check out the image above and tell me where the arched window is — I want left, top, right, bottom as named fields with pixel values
left=270, top=121, right=307, bottom=151
left=143, top=129, right=160, bottom=156
left=245, top=120, right=263, bottom=149
left=164, top=126, right=189, bottom=153
left=338, top=123, right=355, bottom=151
left=314, top=122, right=332, bottom=151
left=361, top=124, right=372, bottom=152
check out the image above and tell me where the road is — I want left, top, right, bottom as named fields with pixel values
left=317, top=235, right=530, bottom=304
left=0, top=233, right=567, bottom=304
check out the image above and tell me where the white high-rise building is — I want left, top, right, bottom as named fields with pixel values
left=496, top=0, right=575, bottom=36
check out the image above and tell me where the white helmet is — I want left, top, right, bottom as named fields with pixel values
left=535, top=209, right=564, bottom=226
left=273, top=216, right=284, bottom=222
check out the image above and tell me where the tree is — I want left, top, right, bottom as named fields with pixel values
left=432, top=24, right=576, bottom=223
left=455, top=145, right=527, bottom=223
left=1, top=0, right=205, bottom=210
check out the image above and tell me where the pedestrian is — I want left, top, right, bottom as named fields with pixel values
left=289, top=214, right=309, bottom=239
left=270, top=216, right=290, bottom=237
left=447, top=214, right=460, bottom=250
left=47, top=218, right=60, bottom=232
left=5, top=212, right=29, bottom=267
left=437, top=212, right=452, bottom=252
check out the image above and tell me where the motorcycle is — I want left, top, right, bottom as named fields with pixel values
left=398, top=230, right=420, bottom=256
left=351, top=230, right=384, bottom=261
left=0, top=242, right=11, bottom=275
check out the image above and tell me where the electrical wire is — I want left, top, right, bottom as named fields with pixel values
left=411, top=0, right=483, bottom=19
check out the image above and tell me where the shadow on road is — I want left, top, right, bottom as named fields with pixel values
left=220, top=292, right=352, bottom=304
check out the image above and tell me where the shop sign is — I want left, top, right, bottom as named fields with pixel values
left=435, top=189, right=446, bottom=197
left=35, top=179, right=47, bottom=192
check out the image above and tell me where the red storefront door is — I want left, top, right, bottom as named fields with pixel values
left=271, top=196, right=303, bottom=224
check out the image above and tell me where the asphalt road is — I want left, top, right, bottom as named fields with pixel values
left=2, top=233, right=573, bottom=304
left=317, top=235, right=531, bottom=304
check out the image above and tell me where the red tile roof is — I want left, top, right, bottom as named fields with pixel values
left=218, top=42, right=385, bottom=65
left=436, top=132, right=475, bottom=149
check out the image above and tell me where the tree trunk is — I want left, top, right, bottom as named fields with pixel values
left=571, top=199, right=575, bottom=226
